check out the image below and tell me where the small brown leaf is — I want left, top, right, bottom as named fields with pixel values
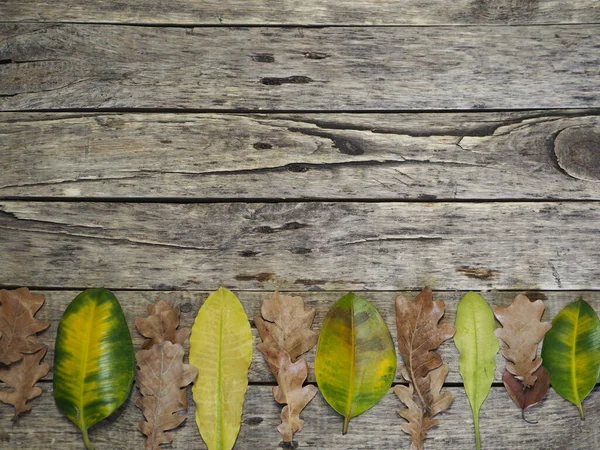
left=394, top=287, right=455, bottom=450
left=0, top=288, right=50, bottom=365
left=502, top=367, right=550, bottom=419
left=255, top=291, right=319, bottom=442
left=136, top=341, right=198, bottom=450
left=494, top=294, right=551, bottom=387
left=135, top=300, right=190, bottom=350
left=0, top=346, right=50, bottom=420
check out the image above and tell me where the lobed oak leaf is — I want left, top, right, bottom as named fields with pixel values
left=494, top=294, right=551, bottom=387
left=135, top=300, right=190, bottom=350
left=136, top=341, right=198, bottom=450
left=0, top=346, right=50, bottom=420
left=0, top=288, right=50, bottom=365
left=255, top=291, right=319, bottom=442
left=394, top=287, right=455, bottom=449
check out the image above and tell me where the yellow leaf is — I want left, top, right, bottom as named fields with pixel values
left=189, top=287, right=253, bottom=450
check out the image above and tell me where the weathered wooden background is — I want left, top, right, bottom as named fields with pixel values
left=1, top=1, right=599, bottom=449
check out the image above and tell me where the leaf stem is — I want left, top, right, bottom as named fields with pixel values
left=82, top=428, right=95, bottom=450
left=474, top=415, right=481, bottom=450
left=342, top=416, right=350, bottom=435
left=577, top=403, right=585, bottom=420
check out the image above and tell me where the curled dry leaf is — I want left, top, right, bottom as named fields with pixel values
left=394, top=287, right=455, bottom=450
left=135, top=300, right=190, bottom=350
left=0, top=288, right=50, bottom=365
left=494, top=294, right=552, bottom=387
left=0, top=346, right=51, bottom=420
left=502, top=366, right=550, bottom=422
left=136, top=341, right=198, bottom=450
left=255, top=291, right=319, bottom=443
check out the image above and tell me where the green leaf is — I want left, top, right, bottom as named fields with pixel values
left=315, top=293, right=397, bottom=434
left=189, top=287, right=253, bottom=450
left=541, top=297, right=600, bottom=419
left=454, top=292, right=499, bottom=450
left=53, top=289, right=134, bottom=450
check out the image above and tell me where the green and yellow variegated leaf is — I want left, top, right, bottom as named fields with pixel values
left=315, top=293, right=397, bottom=434
left=53, top=289, right=135, bottom=450
left=454, top=292, right=498, bottom=450
left=541, top=297, right=600, bottom=418
left=189, top=287, right=253, bottom=450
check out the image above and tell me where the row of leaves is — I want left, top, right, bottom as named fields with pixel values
left=0, top=287, right=599, bottom=450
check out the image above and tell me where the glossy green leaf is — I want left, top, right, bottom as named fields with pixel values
left=53, top=289, right=134, bottom=450
left=541, top=297, right=600, bottom=418
left=454, top=292, right=499, bottom=450
left=315, top=293, right=397, bottom=434
left=189, top=287, right=253, bottom=450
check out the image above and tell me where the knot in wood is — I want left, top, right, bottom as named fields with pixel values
left=554, top=127, right=600, bottom=182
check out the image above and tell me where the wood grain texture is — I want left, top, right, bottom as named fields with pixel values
left=0, top=384, right=597, bottom=449
left=27, top=290, right=600, bottom=384
left=2, top=111, right=600, bottom=199
left=1, top=201, right=598, bottom=291
left=1, top=0, right=599, bottom=25
left=1, top=24, right=599, bottom=111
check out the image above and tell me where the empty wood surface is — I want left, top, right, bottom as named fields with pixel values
left=23, top=289, right=600, bottom=384
left=2, top=111, right=600, bottom=200
left=1, top=384, right=598, bottom=450
left=1, top=24, right=600, bottom=111
left=1, top=201, right=599, bottom=291
left=2, top=0, right=599, bottom=25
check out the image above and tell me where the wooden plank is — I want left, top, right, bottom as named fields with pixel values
left=1, top=24, right=599, bottom=111
left=27, top=290, right=600, bottom=384
left=1, top=0, right=599, bottom=25
left=2, top=111, right=600, bottom=200
left=0, top=201, right=599, bottom=291
left=1, top=384, right=598, bottom=449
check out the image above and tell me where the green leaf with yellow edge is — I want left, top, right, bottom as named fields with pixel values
left=315, top=292, right=396, bottom=434
left=454, top=292, right=498, bottom=450
left=541, top=297, right=600, bottom=419
left=53, top=289, right=134, bottom=450
left=189, top=287, right=253, bottom=450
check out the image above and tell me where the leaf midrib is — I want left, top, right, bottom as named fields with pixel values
left=570, top=299, right=582, bottom=407
left=77, top=299, right=96, bottom=430
left=344, top=299, right=356, bottom=426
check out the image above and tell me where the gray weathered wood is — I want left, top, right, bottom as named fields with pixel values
left=0, top=201, right=599, bottom=290
left=1, top=24, right=599, bottom=111
left=25, top=289, right=600, bottom=384
left=1, top=0, right=599, bottom=25
left=554, top=126, right=600, bottom=182
left=2, top=111, right=600, bottom=199
left=1, top=384, right=598, bottom=449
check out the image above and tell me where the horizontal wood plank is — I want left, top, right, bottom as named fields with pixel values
left=1, top=201, right=599, bottom=291
left=1, top=0, right=599, bottom=25
left=25, top=290, right=600, bottom=384
left=2, top=111, right=600, bottom=200
left=1, top=384, right=598, bottom=449
left=1, top=24, right=599, bottom=111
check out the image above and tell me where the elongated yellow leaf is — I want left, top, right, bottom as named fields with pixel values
left=541, top=297, right=600, bottom=418
left=189, top=287, right=253, bottom=450
left=53, top=289, right=134, bottom=450
left=454, top=292, right=498, bottom=450
left=315, top=293, right=396, bottom=434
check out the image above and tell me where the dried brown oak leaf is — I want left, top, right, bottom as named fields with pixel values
left=136, top=341, right=198, bottom=450
left=394, top=287, right=455, bottom=450
left=255, top=291, right=319, bottom=443
left=0, top=288, right=50, bottom=365
left=135, top=300, right=190, bottom=350
left=136, top=300, right=191, bottom=408
left=494, top=294, right=551, bottom=387
left=0, top=346, right=51, bottom=419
